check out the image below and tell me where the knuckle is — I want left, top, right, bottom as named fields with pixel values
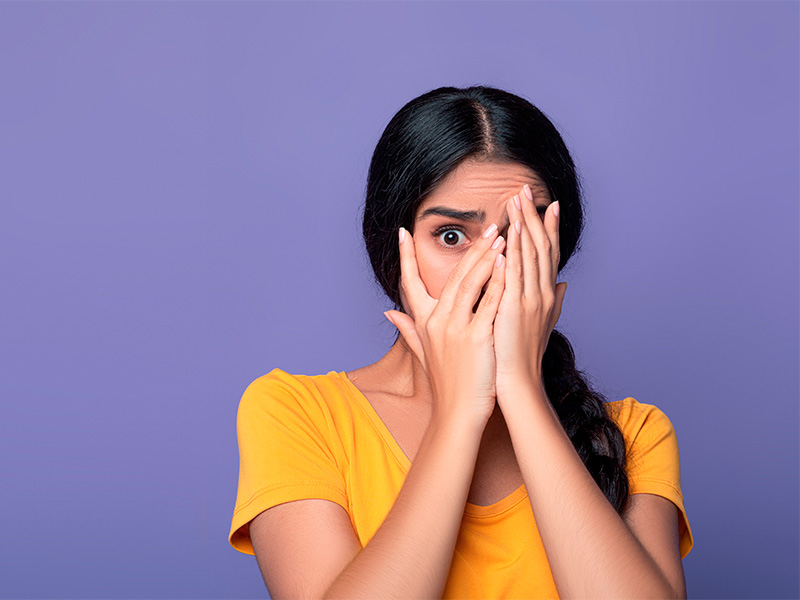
left=447, top=265, right=465, bottom=286
left=425, top=315, right=441, bottom=335
left=482, top=290, right=497, bottom=307
left=459, top=277, right=476, bottom=293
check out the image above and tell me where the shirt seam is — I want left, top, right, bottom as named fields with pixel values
left=630, top=477, right=684, bottom=498
left=464, top=489, right=530, bottom=519
left=339, top=373, right=409, bottom=473
left=233, top=480, right=348, bottom=517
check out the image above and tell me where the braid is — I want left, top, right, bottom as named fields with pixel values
left=542, top=329, right=630, bottom=513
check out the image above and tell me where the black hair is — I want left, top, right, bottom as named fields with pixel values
left=361, top=85, right=629, bottom=514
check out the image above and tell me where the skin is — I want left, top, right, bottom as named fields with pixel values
left=409, top=158, right=552, bottom=308
left=347, top=158, right=561, bottom=509
left=249, top=160, right=686, bottom=598
left=378, top=157, right=564, bottom=418
left=380, top=158, right=686, bottom=597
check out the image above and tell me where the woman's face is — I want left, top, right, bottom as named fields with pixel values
left=406, top=159, right=553, bottom=308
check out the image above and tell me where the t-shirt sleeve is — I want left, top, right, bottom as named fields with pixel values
left=619, top=399, right=694, bottom=559
left=229, top=370, right=349, bottom=555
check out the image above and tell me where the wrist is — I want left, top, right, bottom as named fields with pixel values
left=428, top=405, right=491, bottom=438
left=497, top=370, right=546, bottom=398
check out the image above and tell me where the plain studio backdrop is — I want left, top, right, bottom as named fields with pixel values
left=0, top=2, right=797, bottom=599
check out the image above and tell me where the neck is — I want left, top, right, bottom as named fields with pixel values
left=378, top=335, right=434, bottom=401
left=378, top=335, right=509, bottom=432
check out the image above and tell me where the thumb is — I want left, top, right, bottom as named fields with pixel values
left=384, top=310, right=426, bottom=370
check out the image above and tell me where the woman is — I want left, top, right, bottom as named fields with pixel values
left=229, top=85, right=693, bottom=599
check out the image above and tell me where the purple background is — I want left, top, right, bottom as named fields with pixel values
left=1, top=2, right=797, bottom=598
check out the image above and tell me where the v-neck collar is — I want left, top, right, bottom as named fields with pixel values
left=333, top=370, right=529, bottom=518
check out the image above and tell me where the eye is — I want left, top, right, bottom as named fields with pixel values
left=432, top=225, right=468, bottom=249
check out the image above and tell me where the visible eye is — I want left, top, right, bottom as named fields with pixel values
left=432, top=225, right=468, bottom=249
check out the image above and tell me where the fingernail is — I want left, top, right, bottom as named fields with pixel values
left=492, top=235, right=504, bottom=249
left=553, top=201, right=560, bottom=218
left=495, top=254, right=504, bottom=268
left=513, top=195, right=521, bottom=211
left=523, top=184, right=533, bottom=201
left=384, top=311, right=395, bottom=325
left=482, top=223, right=498, bottom=238
left=399, top=227, right=406, bottom=244
left=515, top=220, right=521, bottom=235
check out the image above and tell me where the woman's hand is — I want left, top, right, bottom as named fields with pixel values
left=494, top=185, right=568, bottom=403
left=385, top=224, right=507, bottom=426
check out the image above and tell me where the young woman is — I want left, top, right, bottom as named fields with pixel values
left=229, top=85, right=694, bottom=599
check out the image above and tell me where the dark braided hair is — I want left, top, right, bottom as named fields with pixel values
left=361, top=85, right=630, bottom=514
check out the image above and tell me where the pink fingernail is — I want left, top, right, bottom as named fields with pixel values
left=515, top=220, right=521, bottom=235
left=399, top=227, right=406, bottom=244
left=553, top=201, right=560, bottom=218
left=492, top=235, right=504, bottom=249
left=513, top=195, right=521, bottom=211
left=482, top=223, right=498, bottom=238
left=523, top=184, right=533, bottom=201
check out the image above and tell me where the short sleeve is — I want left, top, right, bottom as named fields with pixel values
left=616, top=399, right=694, bottom=559
left=228, top=370, right=349, bottom=555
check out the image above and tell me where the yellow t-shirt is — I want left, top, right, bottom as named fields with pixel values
left=229, top=368, right=694, bottom=598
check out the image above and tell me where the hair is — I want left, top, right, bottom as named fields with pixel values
left=361, top=85, right=630, bottom=514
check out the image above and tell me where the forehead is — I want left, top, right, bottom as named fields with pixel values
left=416, top=159, right=549, bottom=217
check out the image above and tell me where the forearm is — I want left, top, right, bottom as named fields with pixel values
left=504, top=382, right=676, bottom=599
left=324, top=412, right=486, bottom=600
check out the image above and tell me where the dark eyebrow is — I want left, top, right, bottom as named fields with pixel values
left=416, top=204, right=545, bottom=233
left=416, top=206, right=486, bottom=222
left=418, top=204, right=548, bottom=220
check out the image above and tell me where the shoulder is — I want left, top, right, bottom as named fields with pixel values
left=604, top=397, right=677, bottom=443
left=603, top=397, right=685, bottom=470
left=237, top=367, right=354, bottom=421
left=604, top=397, right=685, bottom=486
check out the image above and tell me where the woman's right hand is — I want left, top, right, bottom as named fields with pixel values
left=384, top=224, right=507, bottom=426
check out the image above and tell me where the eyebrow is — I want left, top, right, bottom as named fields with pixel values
left=417, top=204, right=548, bottom=228
left=417, top=206, right=486, bottom=222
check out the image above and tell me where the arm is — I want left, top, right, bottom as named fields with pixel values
left=248, top=411, right=488, bottom=600
left=249, top=220, right=509, bottom=598
left=504, top=381, right=686, bottom=599
left=493, top=186, right=686, bottom=597
left=323, top=412, right=486, bottom=599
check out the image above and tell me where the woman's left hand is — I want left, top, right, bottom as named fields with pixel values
left=493, top=184, right=568, bottom=403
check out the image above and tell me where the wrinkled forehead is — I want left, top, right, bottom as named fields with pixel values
left=414, top=160, right=551, bottom=220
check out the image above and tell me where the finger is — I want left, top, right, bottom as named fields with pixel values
left=471, top=246, right=507, bottom=331
left=520, top=185, right=552, bottom=294
left=385, top=309, right=426, bottom=371
left=449, top=234, right=506, bottom=326
left=517, top=194, right=541, bottom=298
left=544, top=200, right=561, bottom=288
left=436, top=222, right=500, bottom=316
left=504, top=195, right=523, bottom=299
left=398, top=227, right=434, bottom=318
